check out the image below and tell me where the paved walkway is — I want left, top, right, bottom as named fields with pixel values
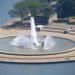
left=48, top=14, right=75, bottom=30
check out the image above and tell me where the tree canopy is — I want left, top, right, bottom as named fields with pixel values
left=8, top=0, right=55, bottom=18
left=56, top=0, right=75, bottom=18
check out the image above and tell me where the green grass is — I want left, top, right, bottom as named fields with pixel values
left=67, top=22, right=75, bottom=25
left=53, top=19, right=75, bottom=25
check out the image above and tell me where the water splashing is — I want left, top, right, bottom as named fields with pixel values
left=11, top=17, right=55, bottom=50
left=30, top=17, right=40, bottom=46
left=44, top=36, right=55, bottom=49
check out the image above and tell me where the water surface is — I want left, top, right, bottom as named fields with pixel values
left=0, top=0, right=21, bottom=25
left=0, top=62, right=75, bottom=75
left=0, top=36, right=75, bottom=54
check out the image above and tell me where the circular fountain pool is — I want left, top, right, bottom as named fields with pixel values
left=0, top=36, right=75, bottom=55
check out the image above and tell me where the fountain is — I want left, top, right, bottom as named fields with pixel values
left=44, top=36, right=55, bottom=49
left=30, top=17, right=40, bottom=46
left=11, top=16, right=55, bottom=49
left=0, top=16, right=74, bottom=55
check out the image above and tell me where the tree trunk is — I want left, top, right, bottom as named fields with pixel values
left=20, top=15, right=23, bottom=25
left=67, top=17, right=70, bottom=22
left=19, top=8, right=23, bottom=25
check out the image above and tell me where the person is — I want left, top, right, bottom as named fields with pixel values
left=64, top=27, right=72, bottom=34
left=67, top=27, right=72, bottom=31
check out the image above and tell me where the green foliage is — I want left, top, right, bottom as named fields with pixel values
left=56, top=0, right=75, bottom=18
left=8, top=0, right=55, bottom=18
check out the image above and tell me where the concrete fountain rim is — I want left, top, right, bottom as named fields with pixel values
left=0, top=33, right=75, bottom=63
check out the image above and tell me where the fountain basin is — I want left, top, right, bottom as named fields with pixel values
left=0, top=36, right=75, bottom=55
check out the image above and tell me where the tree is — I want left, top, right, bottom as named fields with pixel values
left=8, top=0, right=55, bottom=24
left=56, top=0, right=75, bottom=21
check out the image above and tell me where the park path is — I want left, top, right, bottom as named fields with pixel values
left=48, top=14, right=75, bottom=30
